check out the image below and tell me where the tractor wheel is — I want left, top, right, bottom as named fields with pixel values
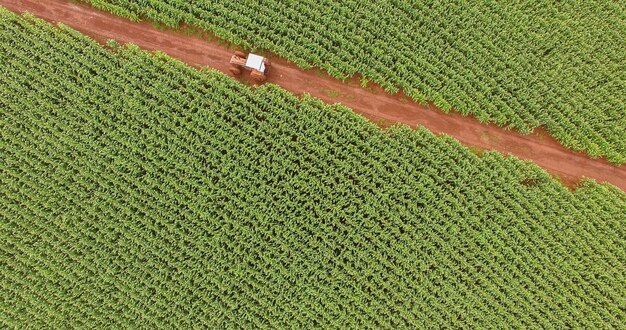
left=251, top=70, right=266, bottom=82
left=229, top=66, right=241, bottom=75
left=263, top=59, right=271, bottom=73
left=234, top=51, right=246, bottom=58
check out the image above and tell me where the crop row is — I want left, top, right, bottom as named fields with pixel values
left=81, top=0, right=626, bottom=164
left=2, top=9, right=626, bottom=328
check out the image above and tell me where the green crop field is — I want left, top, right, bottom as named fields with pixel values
left=2, top=9, right=626, bottom=328
left=82, top=0, right=626, bottom=164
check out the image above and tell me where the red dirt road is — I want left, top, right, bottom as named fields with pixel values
left=2, top=0, right=625, bottom=192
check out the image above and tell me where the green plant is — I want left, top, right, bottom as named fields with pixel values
left=2, top=9, right=626, bottom=329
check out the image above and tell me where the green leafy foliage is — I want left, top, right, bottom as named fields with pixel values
left=2, top=9, right=626, bottom=328
left=77, top=0, right=626, bottom=164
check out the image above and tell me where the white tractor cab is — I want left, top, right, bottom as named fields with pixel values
left=229, top=51, right=271, bottom=82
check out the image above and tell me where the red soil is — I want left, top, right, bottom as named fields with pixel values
left=2, top=0, right=625, bottom=192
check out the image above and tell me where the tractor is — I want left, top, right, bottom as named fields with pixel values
left=229, top=51, right=271, bottom=82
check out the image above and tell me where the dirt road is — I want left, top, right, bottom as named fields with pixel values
left=2, top=0, right=625, bottom=191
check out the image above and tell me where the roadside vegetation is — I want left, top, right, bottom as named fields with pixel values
left=83, top=0, right=626, bottom=163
